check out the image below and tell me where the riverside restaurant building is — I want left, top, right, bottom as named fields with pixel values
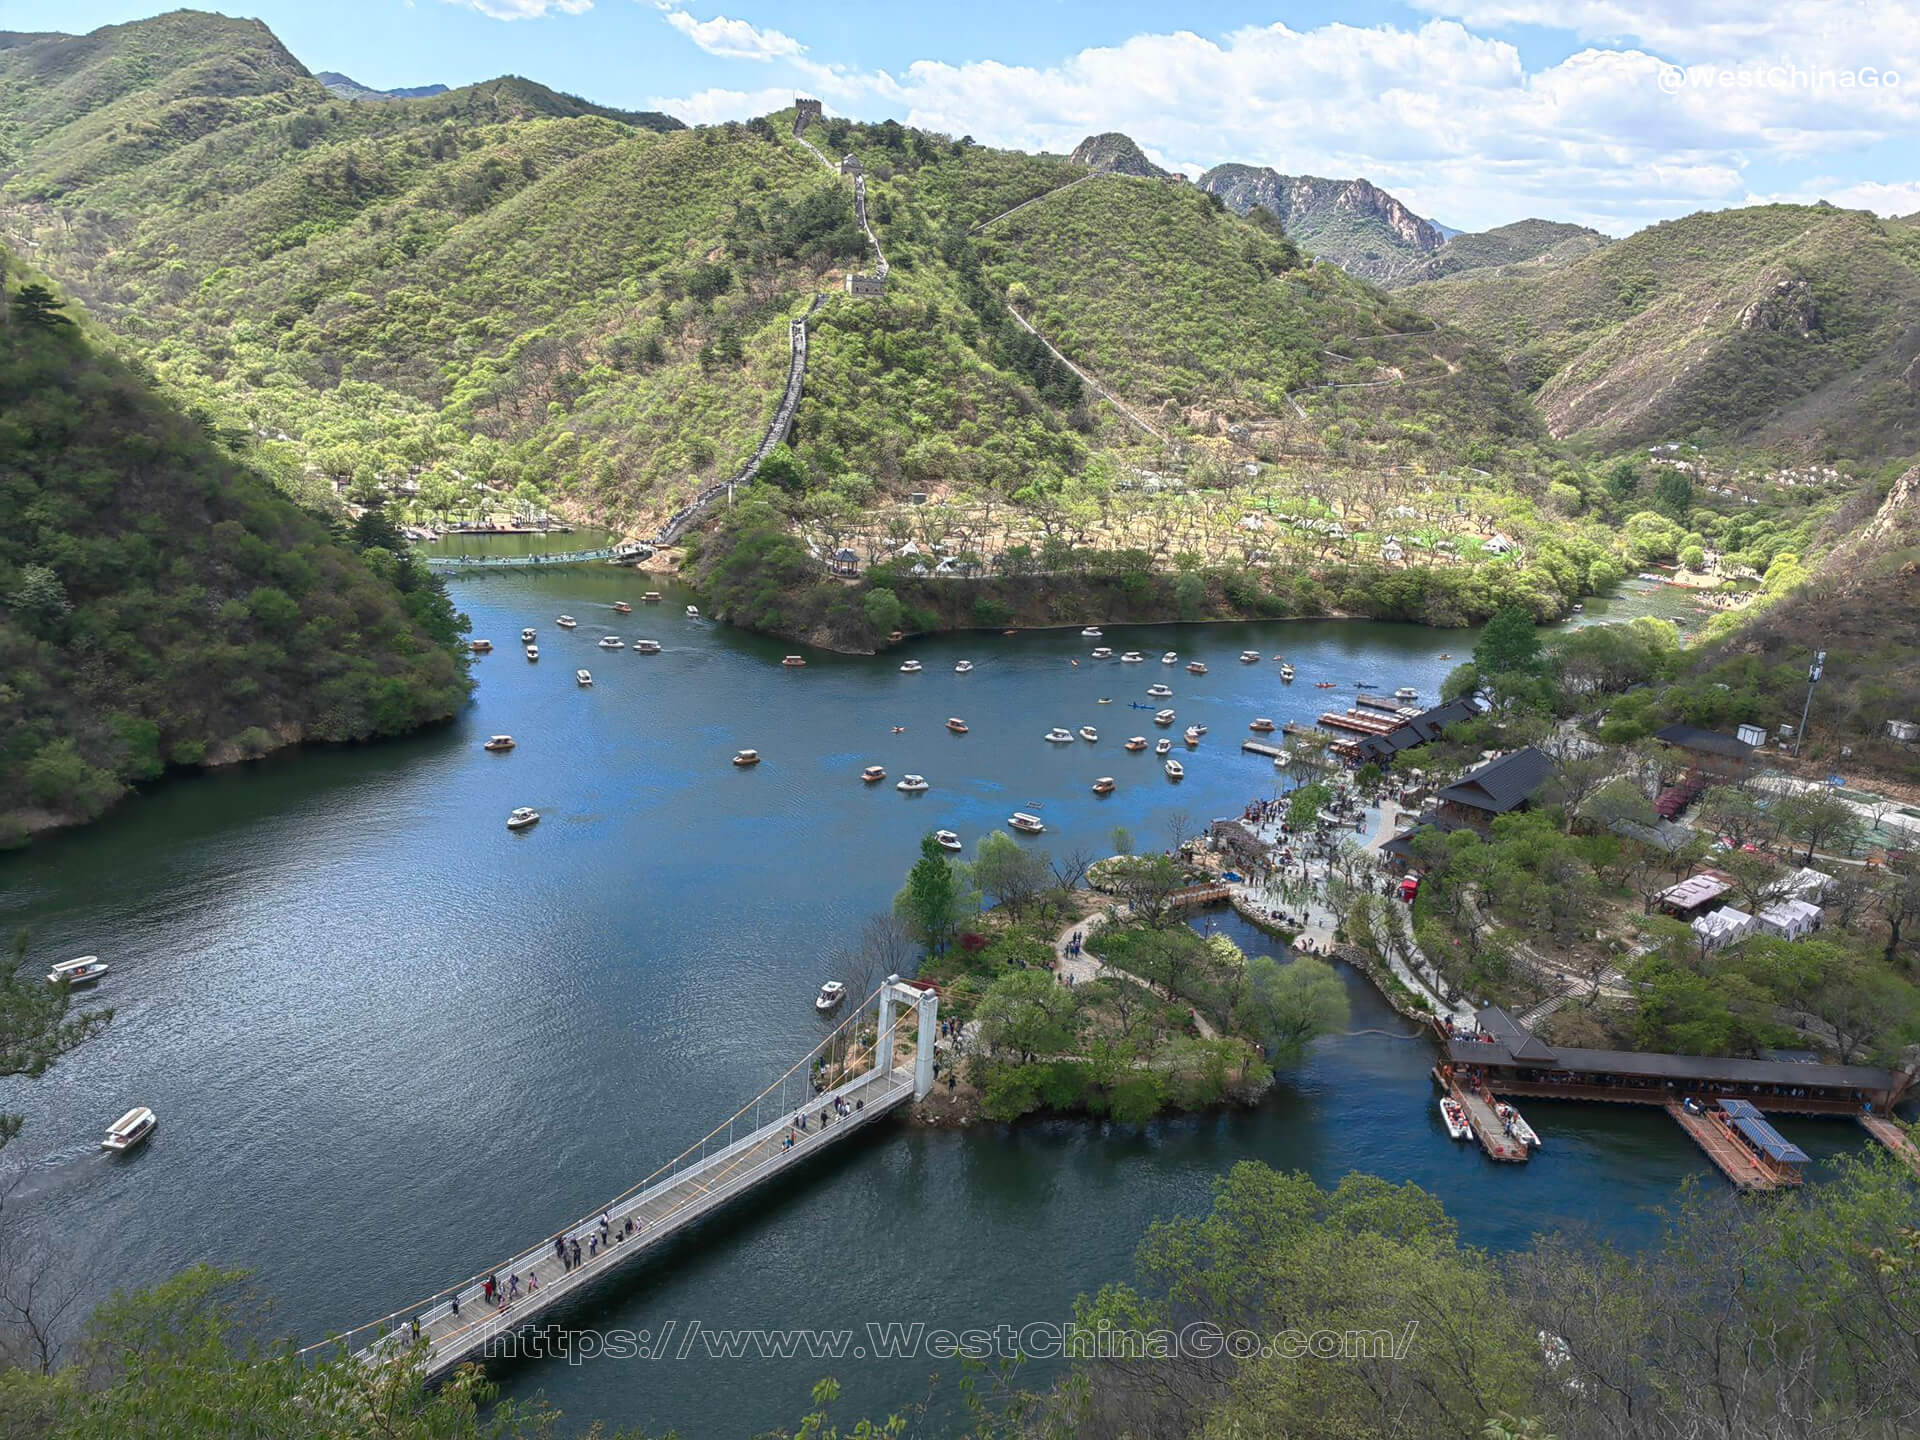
left=1446, top=1006, right=1911, bottom=1114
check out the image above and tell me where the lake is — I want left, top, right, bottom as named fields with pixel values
left=0, top=567, right=1860, bottom=1435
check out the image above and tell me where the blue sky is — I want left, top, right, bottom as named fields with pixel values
left=11, top=1, right=1918, bottom=233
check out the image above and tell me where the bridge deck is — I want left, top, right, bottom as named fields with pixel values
left=365, top=1064, right=915, bottom=1381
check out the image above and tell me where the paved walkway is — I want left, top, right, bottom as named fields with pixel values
left=1052, top=908, right=1218, bottom=1038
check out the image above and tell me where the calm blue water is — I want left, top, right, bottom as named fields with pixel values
left=0, top=568, right=1866, bottom=1435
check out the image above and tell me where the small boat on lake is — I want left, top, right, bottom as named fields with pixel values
left=1272, top=751, right=1293, bottom=768
left=1120, top=651, right=1143, bottom=663
left=470, top=639, right=493, bottom=653
left=815, top=980, right=847, bottom=1013
left=1154, top=709, right=1176, bottom=726
left=947, top=717, right=969, bottom=734
left=733, top=750, right=761, bottom=767
left=1098, top=697, right=1112, bottom=704
left=897, top=774, right=929, bottom=793
left=1250, top=717, right=1276, bottom=733
left=1044, top=727, right=1075, bottom=743
left=862, top=765, right=887, bottom=783
left=1146, top=683, right=1173, bottom=698
left=48, top=956, right=107, bottom=987
left=101, top=1107, right=156, bottom=1154
left=524, top=645, right=539, bottom=661
left=955, top=660, right=974, bottom=673
left=1091, top=647, right=1113, bottom=659
left=1079, top=726, right=1098, bottom=742
left=521, top=628, right=537, bottom=643
left=934, top=829, right=963, bottom=851
left=575, top=669, right=593, bottom=686
left=1161, top=651, right=1178, bottom=664
left=899, top=660, right=922, bottom=673
left=643, top=592, right=662, bottom=603
left=1125, top=736, right=1148, bottom=752
left=1081, top=627, right=1103, bottom=638
left=1395, top=685, right=1418, bottom=702
left=1163, top=759, right=1184, bottom=781
left=1314, top=681, right=1337, bottom=688
left=1184, top=726, right=1203, bottom=746
left=1240, top=650, right=1261, bottom=663
left=1496, top=1101, right=1542, bottom=1148
left=634, top=639, right=662, bottom=653
left=1155, top=737, right=1172, bottom=756
left=557, top=616, right=578, bottom=628
left=483, top=735, right=516, bottom=752
left=782, top=655, right=807, bottom=667
left=1439, top=1097, right=1473, bottom=1142
left=686, top=605, right=700, bottom=618
left=599, top=636, right=623, bottom=649
left=612, top=601, right=631, bottom=614
left=1091, top=777, right=1115, bottom=795
left=1280, top=664, right=1296, bottom=682
left=1008, top=812, right=1046, bottom=834
left=506, top=807, right=540, bottom=830
left=1187, top=661, right=1208, bottom=675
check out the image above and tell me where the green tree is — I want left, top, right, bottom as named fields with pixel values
left=975, top=969, right=1081, bottom=1064
left=861, top=586, right=903, bottom=638
left=9, top=283, right=72, bottom=328
left=1473, top=604, right=1542, bottom=678
left=1287, top=781, right=1333, bottom=830
left=1242, top=954, right=1349, bottom=1062
left=969, top=829, right=1053, bottom=917
left=895, top=833, right=960, bottom=951
left=1652, top=469, right=1693, bottom=521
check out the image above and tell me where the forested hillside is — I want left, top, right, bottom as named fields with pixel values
left=0, top=254, right=470, bottom=841
left=1404, top=204, right=1920, bottom=459
left=1387, top=218, right=1610, bottom=288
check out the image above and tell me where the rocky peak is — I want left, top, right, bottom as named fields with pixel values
left=1070, top=133, right=1171, bottom=180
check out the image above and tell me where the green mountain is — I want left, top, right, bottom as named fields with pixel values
left=315, top=72, right=449, bottom=102
left=1402, top=203, right=1920, bottom=459
left=1386, top=218, right=1611, bottom=288
left=0, top=252, right=470, bottom=842
left=1197, top=163, right=1445, bottom=281
left=1068, top=132, right=1170, bottom=179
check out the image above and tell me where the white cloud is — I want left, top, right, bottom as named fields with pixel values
left=646, top=14, right=1915, bottom=234
left=1749, top=177, right=1920, bottom=217
left=657, top=7, right=804, bottom=62
left=443, top=0, right=591, bottom=19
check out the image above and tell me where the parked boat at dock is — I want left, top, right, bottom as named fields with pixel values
left=1439, top=1097, right=1473, bottom=1141
left=1496, top=1102, right=1542, bottom=1148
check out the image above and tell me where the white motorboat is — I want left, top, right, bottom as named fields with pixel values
left=643, top=592, right=663, bottom=603
left=101, top=1107, right=156, bottom=1154
left=557, top=615, right=578, bottom=628
left=1044, top=727, right=1075, bottom=743
left=1146, top=682, right=1173, bottom=698
left=1439, top=1097, right=1473, bottom=1142
left=506, top=807, right=541, bottom=830
left=575, top=669, right=593, bottom=686
left=1079, top=726, right=1098, bottom=742
left=1249, top=717, right=1276, bottom=733
left=897, top=774, right=930, bottom=793
left=1120, top=651, right=1144, bottom=663
left=1081, top=627, right=1103, bottom=638
left=1091, top=777, right=1115, bottom=795
left=782, top=655, right=807, bottom=667
left=934, top=829, right=963, bottom=851
left=1163, top=759, right=1184, bottom=780
left=520, top=628, right=536, bottom=643
left=483, top=735, right=516, bottom=752
left=524, top=645, right=539, bottom=661
left=599, top=635, right=623, bottom=649
left=1184, top=726, right=1203, bottom=746
left=1125, top=736, right=1148, bottom=751
left=1008, top=812, right=1046, bottom=834
left=732, top=749, right=761, bottom=767
left=1396, top=686, right=1419, bottom=702
left=1280, top=663, right=1296, bottom=682
left=686, top=605, right=700, bottom=617
left=899, top=659, right=922, bottom=673
left=946, top=717, right=969, bottom=733
left=48, top=956, right=108, bottom=987
left=1272, top=751, right=1293, bottom=768
left=815, top=980, right=847, bottom=1013
left=1153, top=709, right=1176, bottom=726
left=633, top=639, right=662, bottom=653
left=1161, top=651, right=1178, bottom=664
left=955, top=660, right=974, bottom=673
left=1240, top=650, right=1261, bottom=663
left=1496, top=1102, right=1542, bottom=1148
left=1091, top=647, right=1113, bottom=659
left=1155, top=738, right=1172, bottom=756
left=1187, top=660, right=1208, bottom=674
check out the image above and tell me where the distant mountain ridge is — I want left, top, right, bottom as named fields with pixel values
left=1197, top=162, right=1444, bottom=281
left=1386, top=218, right=1612, bottom=288
left=1070, top=132, right=1171, bottom=180
left=315, top=70, right=448, bottom=101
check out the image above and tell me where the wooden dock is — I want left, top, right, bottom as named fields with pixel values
left=1241, top=740, right=1285, bottom=758
left=1860, top=1114, right=1920, bottom=1175
left=1665, top=1101, right=1787, bottom=1190
left=1435, top=1068, right=1529, bottom=1162
left=1354, top=694, right=1407, bottom=714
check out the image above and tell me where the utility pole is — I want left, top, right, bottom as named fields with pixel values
left=1792, top=649, right=1825, bottom=758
